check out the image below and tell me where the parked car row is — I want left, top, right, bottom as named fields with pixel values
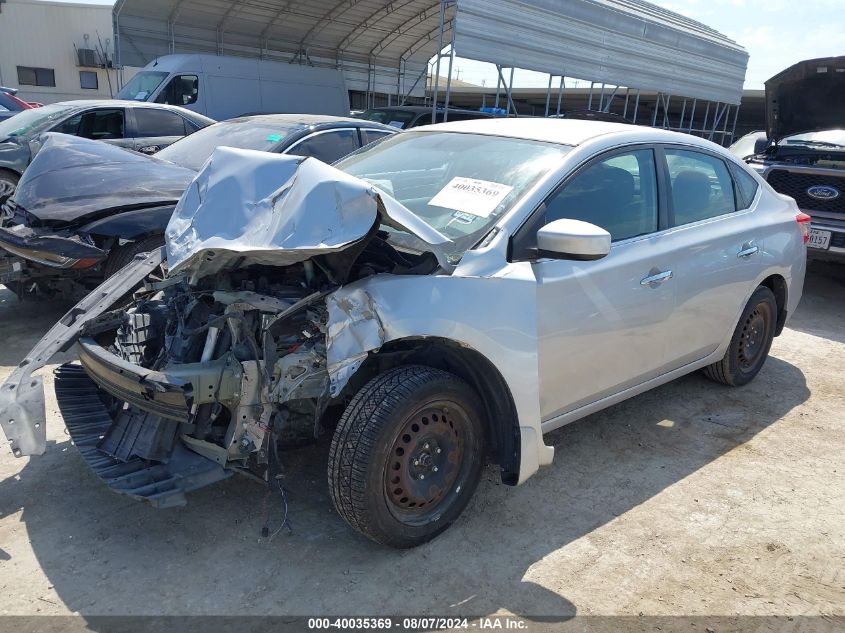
left=0, top=115, right=807, bottom=547
left=0, top=114, right=395, bottom=297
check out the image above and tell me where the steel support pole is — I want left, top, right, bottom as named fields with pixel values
left=730, top=104, right=740, bottom=144
left=544, top=75, right=553, bottom=117
left=679, top=98, right=687, bottom=131
left=687, top=98, right=697, bottom=133
left=701, top=102, right=711, bottom=136
left=431, top=0, right=446, bottom=123
left=587, top=82, right=595, bottom=110
left=652, top=93, right=660, bottom=126
left=598, top=83, right=605, bottom=111
left=623, top=87, right=630, bottom=119
left=496, top=65, right=518, bottom=116
left=556, top=76, right=564, bottom=115
left=632, top=90, right=640, bottom=123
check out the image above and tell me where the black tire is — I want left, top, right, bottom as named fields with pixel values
left=328, top=365, right=485, bottom=548
left=103, top=235, right=164, bottom=279
left=703, top=286, right=777, bottom=387
left=0, top=170, right=19, bottom=206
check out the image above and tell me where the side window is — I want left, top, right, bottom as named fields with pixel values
left=361, top=129, right=393, bottom=146
left=52, top=113, right=82, bottom=135
left=154, top=75, right=199, bottom=106
left=666, top=148, right=736, bottom=225
left=544, top=148, right=658, bottom=242
left=288, top=129, right=360, bottom=164
left=729, top=163, right=760, bottom=209
left=76, top=109, right=125, bottom=140
left=134, top=109, right=187, bottom=137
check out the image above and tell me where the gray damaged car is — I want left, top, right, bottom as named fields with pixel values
left=0, top=120, right=807, bottom=547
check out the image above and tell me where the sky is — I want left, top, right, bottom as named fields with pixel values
left=34, top=0, right=845, bottom=90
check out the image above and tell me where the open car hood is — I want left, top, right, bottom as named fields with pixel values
left=14, top=133, right=196, bottom=224
left=166, top=147, right=453, bottom=277
left=766, top=57, right=845, bottom=141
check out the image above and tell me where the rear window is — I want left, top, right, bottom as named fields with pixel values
left=730, top=163, right=760, bottom=209
left=156, top=120, right=304, bottom=170
left=134, top=108, right=188, bottom=137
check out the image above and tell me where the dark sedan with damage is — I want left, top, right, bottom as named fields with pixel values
left=0, top=114, right=396, bottom=297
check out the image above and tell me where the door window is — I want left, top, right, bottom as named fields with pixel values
left=69, top=109, right=125, bottom=140
left=544, top=148, right=658, bottom=241
left=154, top=75, right=199, bottom=106
left=729, top=163, right=760, bottom=209
left=666, top=149, right=736, bottom=225
left=288, top=129, right=360, bottom=163
left=134, top=108, right=188, bottom=137
left=360, top=129, right=393, bottom=146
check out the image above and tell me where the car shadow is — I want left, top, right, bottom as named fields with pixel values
left=0, top=351, right=809, bottom=621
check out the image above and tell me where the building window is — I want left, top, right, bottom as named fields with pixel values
left=79, top=71, right=99, bottom=90
left=17, top=66, right=56, bottom=87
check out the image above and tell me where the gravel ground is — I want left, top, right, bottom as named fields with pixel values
left=0, top=262, right=842, bottom=624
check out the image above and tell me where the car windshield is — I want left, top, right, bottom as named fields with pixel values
left=116, top=71, right=170, bottom=101
left=336, top=131, right=571, bottom=256
left=0, top=103, right=77, bottom=139
left=783, top=129, right=845, bottom=148
left=156, top=120, right=305, bottom=171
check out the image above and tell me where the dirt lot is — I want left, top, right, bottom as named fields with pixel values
left=0, top=263, right=843, bottom=623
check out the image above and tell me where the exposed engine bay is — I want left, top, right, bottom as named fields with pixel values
left=79, top=234, right=436, bottom=483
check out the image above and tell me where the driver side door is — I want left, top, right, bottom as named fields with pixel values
left=516, top=147, right=677, bottom=425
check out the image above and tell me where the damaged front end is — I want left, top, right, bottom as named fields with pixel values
left=1, top=148, right=447, bottom=507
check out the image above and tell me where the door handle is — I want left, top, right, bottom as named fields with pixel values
left=737, top=245, right=759, bottom=258
left=640, top=270, right=673, bottom=286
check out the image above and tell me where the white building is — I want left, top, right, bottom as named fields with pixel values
left=0, top=0, right=128, bottom=104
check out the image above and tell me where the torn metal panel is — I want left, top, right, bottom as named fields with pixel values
left=165, top=147, right=454, bottom=278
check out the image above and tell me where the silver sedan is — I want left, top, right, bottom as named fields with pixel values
left=1, top=118, right=807, bottom=548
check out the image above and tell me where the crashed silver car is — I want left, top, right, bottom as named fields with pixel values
left=1, top=119, right=807, bottom=547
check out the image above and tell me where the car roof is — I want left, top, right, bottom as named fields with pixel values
left=223, top=113, right=395, bottom=131
left=410, top=117, right=718, bottom=148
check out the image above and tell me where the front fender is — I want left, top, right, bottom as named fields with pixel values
left=325, top=272, right=554, bottom=484
left=79, top=205, right=176, bottom=240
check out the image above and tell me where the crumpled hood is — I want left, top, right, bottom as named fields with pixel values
left=14, top=133, right=196, bottom=224
left=766, top=57, right=845, bottom=141
left=166, top=147, right=453, bottom=277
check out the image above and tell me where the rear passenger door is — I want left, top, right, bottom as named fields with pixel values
left=51, top=107, right=133, bottom=150
left=656, top=146, right=764, bottom=369
left=129, top=107, right=190, bottom=153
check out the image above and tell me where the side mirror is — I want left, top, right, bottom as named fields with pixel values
left=753, top=137, right=769, bottom=155
left=536, top=219, right=611, bottom=261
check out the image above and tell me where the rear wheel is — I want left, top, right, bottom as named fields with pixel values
left=0, top=170, right=19, bottom=207
left=703, top=286, right=777, bottom=386
left=328, top=365, right=485, bottom=548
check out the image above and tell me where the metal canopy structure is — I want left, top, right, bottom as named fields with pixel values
left=114, top=0, right=748, bottom=140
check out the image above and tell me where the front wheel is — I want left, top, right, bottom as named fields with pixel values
left=328, top=365, right=485, bottom=548
left=0, top=170, right=19, bottom=207
left=703, top=285, right=777, bottom=387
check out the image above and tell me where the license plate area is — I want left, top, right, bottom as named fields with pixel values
left=808, top=228, right=831, bottom=250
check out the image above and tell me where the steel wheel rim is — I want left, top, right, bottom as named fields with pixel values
left=0, top=179, right=15, bottom=201
left=384, top=400, right=469, bottom=525
left=738, top=302, right=772, bottom=371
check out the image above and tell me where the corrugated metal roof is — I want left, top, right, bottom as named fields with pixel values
left=114, top=0, right=747, bottom=103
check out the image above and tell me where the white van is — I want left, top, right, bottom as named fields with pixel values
left=116, top=54, right=350, bottom=120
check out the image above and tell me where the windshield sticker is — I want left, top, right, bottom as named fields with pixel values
left=266, top=134, right=285, bottom=142
left=388, top=120, right=405, bottom=129
left=134, top=91, right=148, bottom=100
left=449, top=211, right=477, bottom=225
left=428, top=177, right=514, bottom=218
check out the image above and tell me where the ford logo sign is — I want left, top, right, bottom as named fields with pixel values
left=806, top=185, right=840, bottom=200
